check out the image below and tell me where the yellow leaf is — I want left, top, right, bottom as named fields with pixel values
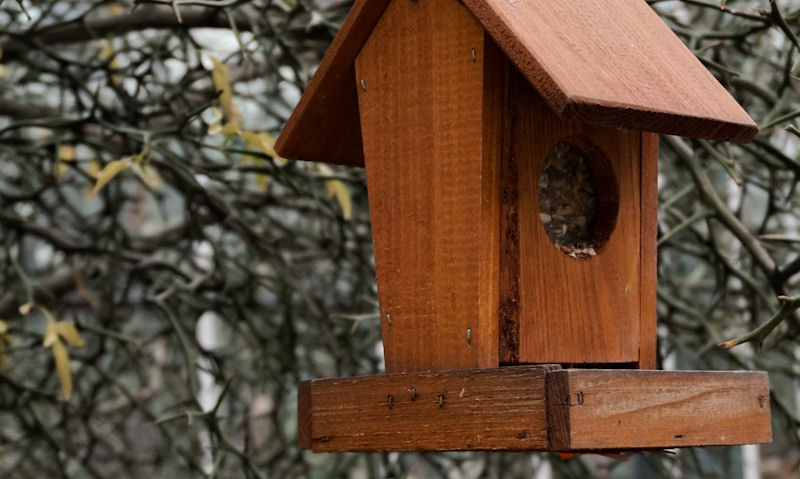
left=54, top=321, right=84, bottom=347
left=93, top=159, right=130, bottom=194
left=99, top=40, right=113, bottom=60
left=18, top=302, right=32, bottom=316
left=325, top=179, right=352, bottom=220
left=0, top=320, right=12, bottom=367
left=58, top=145, right=75, bottom=161
left=319, top=165, right=352, bottom=220
left=87, top=159, right=101, bottom=178
left=240, top=131, right=283, bottom=158
left=43, top=320, right=59, bottom=348
left=131, top=162, right=162, bottom=189
left=220, top=122, right=239, bottom=136
left=210, top=58, right=240, bottom=128
left=51, top=340, right=73, bottom=400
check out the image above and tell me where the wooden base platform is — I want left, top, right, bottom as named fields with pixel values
left=298, top=366, right=771, bottom=452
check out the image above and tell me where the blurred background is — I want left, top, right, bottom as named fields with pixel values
left=0, top=0, right=799, bottom=477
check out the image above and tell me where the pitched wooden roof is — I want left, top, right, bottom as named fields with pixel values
left=275, top=0, right=758, bottom=166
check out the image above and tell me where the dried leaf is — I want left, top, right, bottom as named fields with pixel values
left=18, top=302, right=32, bottom=316
left=54, top=321, right=84, bottom=347
left=130, top=152, right=161, bottom=190
left=51, top=340, right=73, bottom=400
left=240, top=131, right=284, bottom=160
left=93, top=159, right=130, bottom=194
left=0, top=320, right=15, bottom=367
left=211, top=58, right=240, bottom=129
left=43, top=320, right=59, bottom=347
left=58, top=145, right=75, bottom=162
left=318, top=164, right=353, bottom=221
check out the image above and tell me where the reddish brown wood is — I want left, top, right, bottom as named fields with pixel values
left=276, top=0, right=759, bottom=164
left=297, top=380, right=312, bottom=449
left=273, top=0, right=389, bottom=166
left=638, top=133, right=660, bottom=369
left=459, top=0, right=758, bottom=142
left=355, top=0, right=500, bottom=372
left=547, top=369, right=772, bottom=450
left=512, top=71, right=642, bottom=365
left=498, top=53, right=520, bottom=365
left=300, top=366, right=552, bottom=452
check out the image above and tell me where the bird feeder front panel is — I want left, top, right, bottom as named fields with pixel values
left=355, top=0, right=501, bottom=373
left=500, top=68, right=658, bottom=367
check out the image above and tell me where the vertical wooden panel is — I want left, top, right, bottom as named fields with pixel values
left=638, top=133, right=660, bottom=369
left=498, top=54, right=520, bottom=365
left=513, top=70, right=642, bottom=365
left=356, top=0, right=500, bottom=372
left=297, top=380, right=312, bottom=449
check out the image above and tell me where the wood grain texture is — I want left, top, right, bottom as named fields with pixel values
left=498, top=52, right=520, bottom=365
left=273, top=0, right=389, bottom=166
left=513, top=71, right=642, bottom=365
left=356, top=0, right=500, bottom=372
left=297, top=380, right=312, bottom=449
left=547, top=369, right=772, bottom=450
left=300, top=366, right=552, bottom=452
left=638, top=133, right=660, bottom=369
left=460, top=0, right=758, bottom=142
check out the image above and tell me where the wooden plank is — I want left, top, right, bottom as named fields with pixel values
left=638, top=133, right=660, bottom=369
left=513, top=70, right=642, bottom=365
left=301, top=366, right=552, bottom=452
left=459, top=0, right=758, bottom=142
left=355, top=0, right=500, bottom=372
left=547, top=369, right=772, bottom=450
left=274, top=0, right=390, bottom=166
left=498, top=51, right=520, bottom=365
left=297, top=380, right=312, bottom=449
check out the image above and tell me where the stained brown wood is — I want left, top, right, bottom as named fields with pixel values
left=356, top=0, right=500, bottom=372
left=638, top=133, right=660, bottom=369
left=513, top=71, right=642, bottom=365
left=273, top=0, right=390, bottom=166
left=460, top=0, right=758, bottom=142
left=547, top=369, right=772, bottom=450
left=297, top=380, right=312, bottom=449
left=276, top=0, right=758, bottom=165
left=300, top=366, right=552, bottom=452
left=498, top=53, right=520, bottom=365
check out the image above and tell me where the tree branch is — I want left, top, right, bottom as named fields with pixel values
left=719, top=294, right=800, bottom=350
left=1, top=5, right=253, bottom=61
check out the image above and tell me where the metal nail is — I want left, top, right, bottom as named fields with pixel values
left=388, top=394, right=394, bottom=409
left=466, top=328, right=471, bottom=345
left=360, top=79, right=367, bottom=91
left=410, top=387, right=417, bottom=401
left=438, top=394, right=444, bottom=408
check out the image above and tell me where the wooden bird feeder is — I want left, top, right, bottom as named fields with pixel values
left=276, top=0, right=772, bottom=452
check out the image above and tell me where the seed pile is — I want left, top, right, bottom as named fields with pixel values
left=538, top=142, right=598, bottom=259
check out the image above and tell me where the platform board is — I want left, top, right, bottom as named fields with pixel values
left=298, top=366, right=771, bottom=452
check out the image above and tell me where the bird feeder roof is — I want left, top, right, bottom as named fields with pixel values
left=275, top=0, right=759, bottom=167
